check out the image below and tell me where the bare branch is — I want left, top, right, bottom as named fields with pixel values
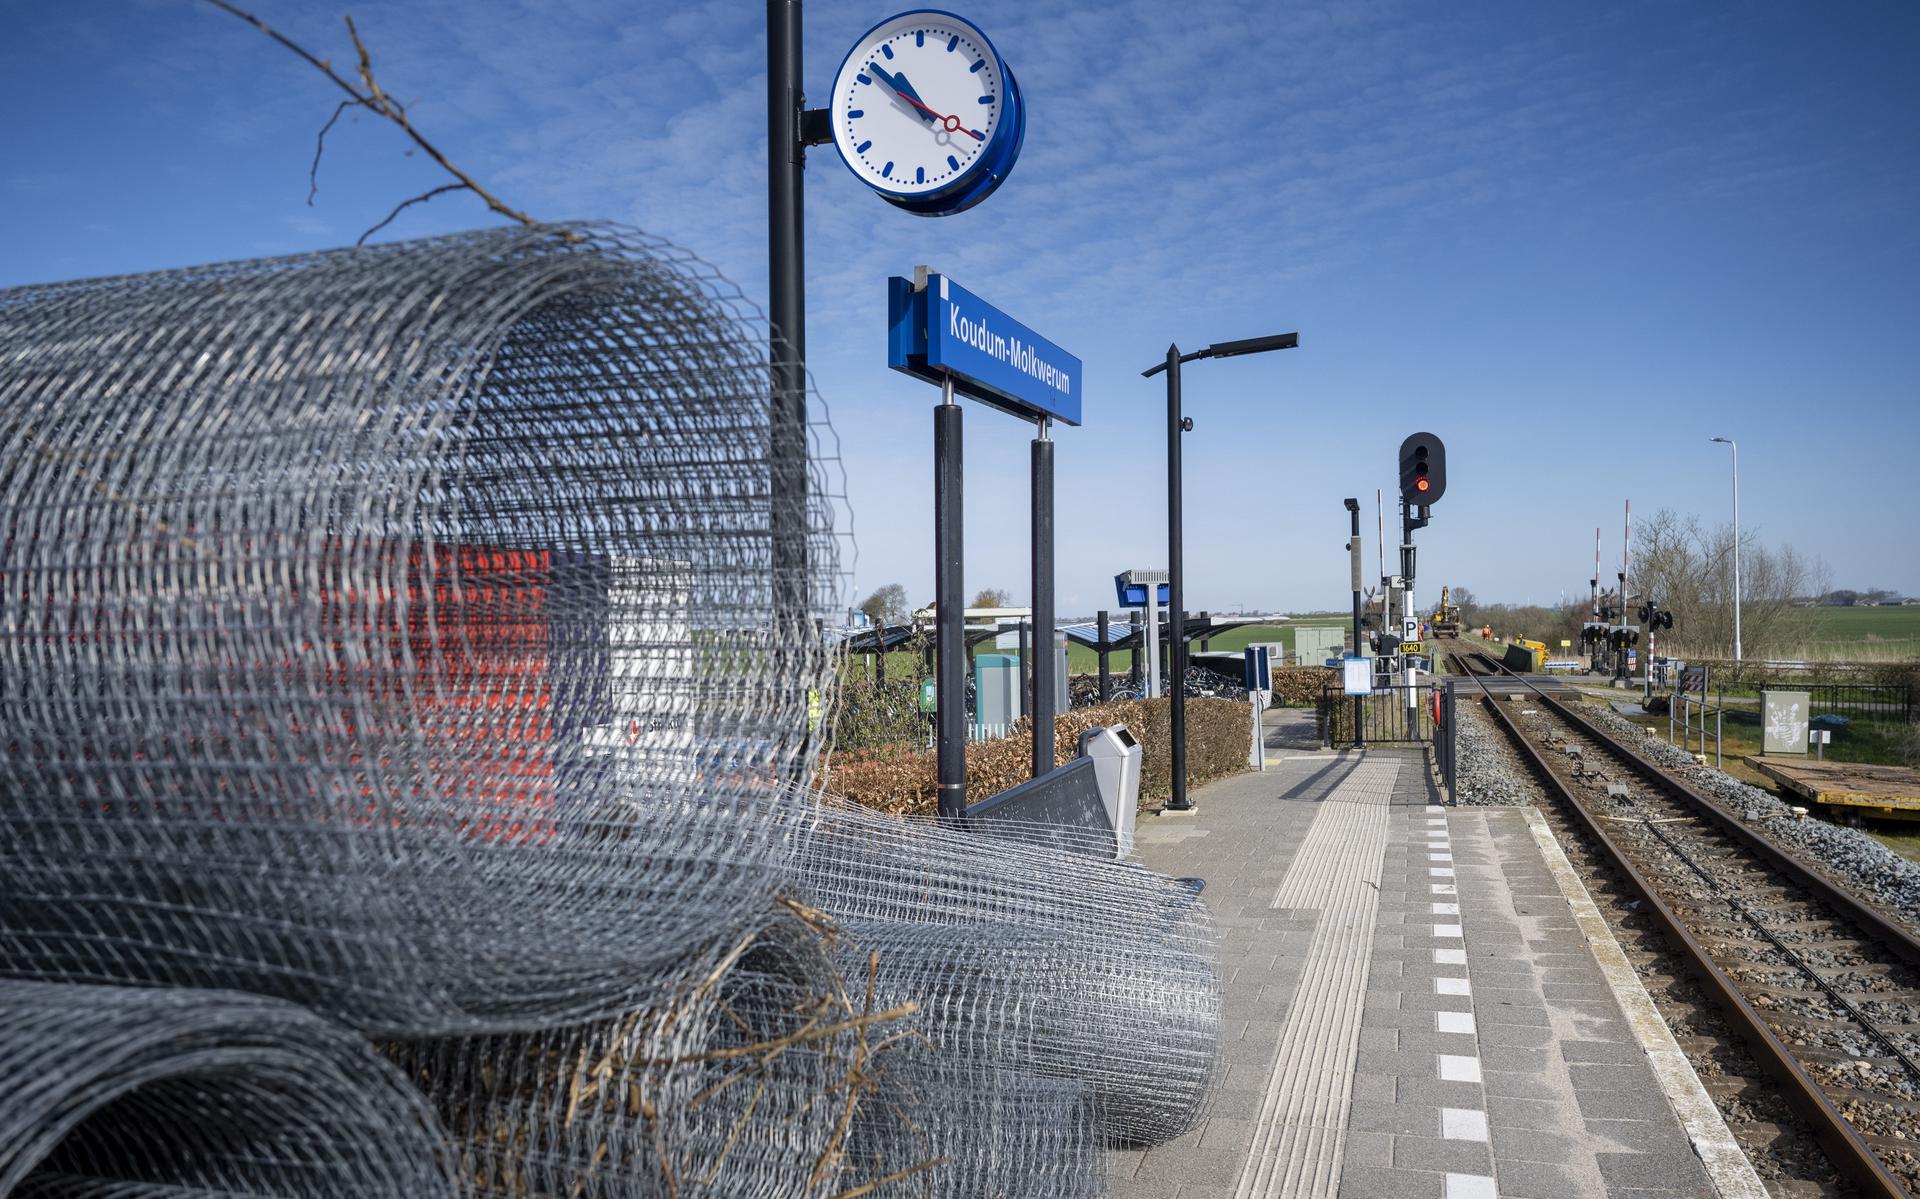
left=205, top=0, right=573, bottom=242
left=309, top=98, right=360, bottom=205
left=358, top=182, right=469, bottom=245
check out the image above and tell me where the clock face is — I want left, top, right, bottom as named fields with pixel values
left=830, top=11, right=1007, bottom=199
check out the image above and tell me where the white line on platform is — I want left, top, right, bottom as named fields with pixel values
left=1441, top=1107, right=1489, bottom=1142
left=1436, top=1011, right=1476, bottom=1035
left=1434, top=977, right=1471, bottom=996
left=1438, top=1053, right=1482, bottom=1083
left=1434, top=948, right=1467, bottom=965
left=1444, top=1173, right=1497, bottom=1199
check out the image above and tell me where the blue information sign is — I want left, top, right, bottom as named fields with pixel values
left=888, top=272, right=1082, bottom=425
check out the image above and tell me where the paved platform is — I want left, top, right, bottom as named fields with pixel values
left=1115, top=749, right=1748, bottom=1199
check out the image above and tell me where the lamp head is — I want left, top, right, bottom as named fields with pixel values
left=1207, top=332, right=1299, bottom=359
left=1711, top=436, right=1731, bottom=444
left=1343, top=497, right=1360, bottom=512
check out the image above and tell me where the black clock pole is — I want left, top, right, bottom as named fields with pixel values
left=768, top=0, right=832, bottom=793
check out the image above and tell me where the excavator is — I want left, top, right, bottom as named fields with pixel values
left=1430, top=586, right=1462, bottom=639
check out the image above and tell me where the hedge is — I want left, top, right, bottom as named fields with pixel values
left=821, top=696, right=1252, bottom=817
left=1270, top=666, right=1336, bottom=707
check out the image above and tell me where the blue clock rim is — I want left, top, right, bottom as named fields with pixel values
left=828, top=7, right=1020, bottom=206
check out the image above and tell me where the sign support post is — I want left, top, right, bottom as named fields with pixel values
left=890, top=270, right=1081, bottom=817
left=1031, top=420, right=1056, bottom=777
left=934, top=379, right=965, bottom=819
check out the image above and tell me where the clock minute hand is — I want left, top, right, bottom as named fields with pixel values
left=869, top=63, right=933, bottom=123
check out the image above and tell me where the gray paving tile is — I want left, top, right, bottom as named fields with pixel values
left=1559, top=1037, right=1650, bottom=1063
left=1567, top=1062, right=1653, bottom=1092
left=1595, top=1149, right=1714, bottom=1190
left=1348, top=1100, right=1442, bottom=1136
left=1487, top=1155, right=1591, bottom=1198
left=1337, top=1165, right=1446, bottom=1199
left=1390, top=1134, right=1495, bottom=1174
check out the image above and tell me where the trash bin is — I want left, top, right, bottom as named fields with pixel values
left=1078, top=724, right=1142, bottom=860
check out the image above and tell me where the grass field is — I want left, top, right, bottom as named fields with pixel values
left=1794, top=605, right=1920, bottom=658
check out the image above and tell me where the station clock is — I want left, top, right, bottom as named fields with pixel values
left=828, top=10, right=1026, bottom=216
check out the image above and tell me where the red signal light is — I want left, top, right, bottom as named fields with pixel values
left=1415, top=477, right=1430, bottom=492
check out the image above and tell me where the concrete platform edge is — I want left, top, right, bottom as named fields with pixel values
left=1518, top=806, right=1767, bottom=1199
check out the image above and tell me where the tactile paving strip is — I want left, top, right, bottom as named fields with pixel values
left=1234, top=758, right=1401, bottom=1199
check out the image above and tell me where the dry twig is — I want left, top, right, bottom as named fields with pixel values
left=205, top=0, right=569, bottom=244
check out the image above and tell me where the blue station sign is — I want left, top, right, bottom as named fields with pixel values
left=888, top=272, right=1082, bottom=425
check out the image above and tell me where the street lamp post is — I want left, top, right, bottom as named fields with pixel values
left=1711, top=437, right=1741, bottom=663
left=1143, top=332, right=1298, bottom=812
left=1345, top=498, right=1364, bottom=749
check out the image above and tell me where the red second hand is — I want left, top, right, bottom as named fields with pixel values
left=895, top=90, right=985, bottom=141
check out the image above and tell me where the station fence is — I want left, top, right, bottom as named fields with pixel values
left=1316, top=681, right=1439, bottom=748
left=1802, top=682, right=1914, bottom=724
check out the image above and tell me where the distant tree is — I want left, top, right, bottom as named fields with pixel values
left=971, top=587, right=1012, bottom=609
left=857, top=583, right=908, bottom=627
left=1631, top=508, right=1825, bottom=660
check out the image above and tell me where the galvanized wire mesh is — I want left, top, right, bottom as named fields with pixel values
left=0, top=223, right=846, bottom=1037
left=0, top=981, right=457, bottom=1196
left=800, top=800, right=1223, bottom=1154
left=385, top=912, right=861, bottom=1198
left=0, top=223, right=1221, bottom=1197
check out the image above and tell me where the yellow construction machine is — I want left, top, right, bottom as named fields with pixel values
left=1430, top=586, right=1462, bottom=638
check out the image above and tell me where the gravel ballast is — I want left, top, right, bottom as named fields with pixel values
left=1452, top=688, right=1920, bottom=932
left=1577, top=703, right=1920, bottom=930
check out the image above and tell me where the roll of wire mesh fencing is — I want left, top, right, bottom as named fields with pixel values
left=0, top=980, right=456, bottom=1197
left=383, top=910, right=875, bottom=1199
left=0, top=224, right=848, bottom=1037
left=797, top=799, right=1224, bottom=1156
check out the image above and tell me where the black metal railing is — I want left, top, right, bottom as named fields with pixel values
left=1806, top=682, right=1913, bottom=723
left=1318, top=682, right=1437, bottom=746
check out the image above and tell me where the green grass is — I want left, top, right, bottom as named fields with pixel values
left=1606, top=700, right=1910, bottom=771
left=1796, top=605, right=1920, bottom=656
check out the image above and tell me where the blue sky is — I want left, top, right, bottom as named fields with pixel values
left=5, top=1, right=1918, bottom=614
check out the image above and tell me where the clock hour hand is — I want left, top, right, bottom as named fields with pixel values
left=869, top=63, right=934, bottom=123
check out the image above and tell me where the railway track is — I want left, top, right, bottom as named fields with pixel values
left=1449, top=646, right=1920, bottom=1198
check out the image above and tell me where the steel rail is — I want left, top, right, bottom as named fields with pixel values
left=1458, top=650, right=1920, bottom=969
left=1455, top=650, right=1915, bottom=1199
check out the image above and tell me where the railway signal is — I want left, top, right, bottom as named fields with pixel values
left=1399, top=432, right=1446, bottom=505
left=1638, top=600, right=1673, bottom=700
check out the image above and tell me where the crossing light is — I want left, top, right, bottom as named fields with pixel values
left=1399, top=432, right=1446, bottom=504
